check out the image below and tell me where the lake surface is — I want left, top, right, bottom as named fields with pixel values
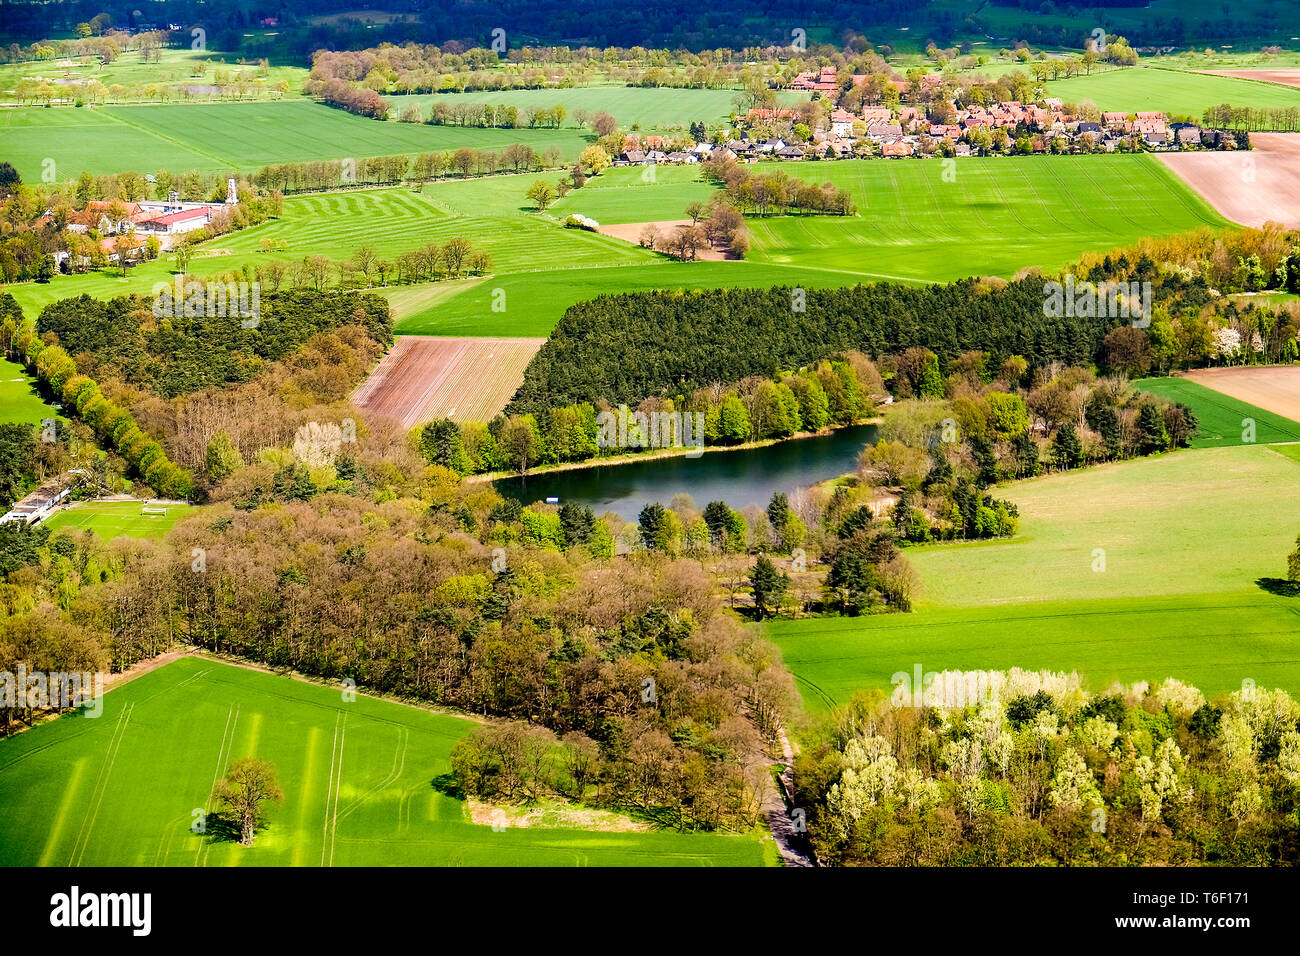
left=494, top=423, right=878, bottom=521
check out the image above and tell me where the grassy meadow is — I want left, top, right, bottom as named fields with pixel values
left=0, top=656, right=774, bottom=867
left=772, top=443, right=1300, bottom=710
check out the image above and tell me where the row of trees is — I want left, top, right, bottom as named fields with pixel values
left=421, top=353, right=885, bottom=477
left=1203, top=103, right=1300, bottom=133
left=421, top=100, right=570, bottom=128
left=702, top=158, right=856, bottom=216
left=1, top=298, right=194, bottom=499
left=249, top=237, right=492, bottom=294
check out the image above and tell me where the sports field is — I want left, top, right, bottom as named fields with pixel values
left=0, top=657, right=773, bottom=866
left=41, top=501, right=194, bottom=540
left=0, top=357, right=58, bottom=425
left=0, top=101, right=592, bottom=180
left=1135, top=376, right=1300, bottom=447
left=771, top=444, right=1300, bottom=709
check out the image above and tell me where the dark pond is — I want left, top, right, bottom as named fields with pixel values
left=493, top=423, right=878, bottom=521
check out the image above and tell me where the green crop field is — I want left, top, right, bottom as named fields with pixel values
left=0, top=357, right=59, bottom=425
left=771, top=444, right=1300, bottom=710
left=391, top=261, right=880, bottom=336
left=745, top=155, right=1228, bottom=281
left=42, top=501, right=195, bottom=540
left=0, top=656, right=773, bottom=866
left=0, top=101, right=593, bottom=180
left=387, top=86, right=810, bottom=131
left=1045, top=65, right=1300, bottom=116
left=1136, top=376, right=1300, bottom=447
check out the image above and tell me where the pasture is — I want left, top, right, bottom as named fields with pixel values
left=771, top=444, right=1300, bottom=709
left=1135, top=376, right=1300, bottom=447
left=0, top=656, right=773, bottom=866
left=0, top=357, right=58, bottom=425
left=0, top=101, right=592, bottom=180
left=42, top=500, right=194, bottom=540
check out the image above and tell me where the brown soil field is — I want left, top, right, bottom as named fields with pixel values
left=1198, top=69, right=1300, bottom=89
left=1156, top=133, right=1300, bottom=229
left=598, top=219, right=729, bottom=261
left=351, top=335, right=544, bottom=428
left=1183, top=366, right=1300, bottom=422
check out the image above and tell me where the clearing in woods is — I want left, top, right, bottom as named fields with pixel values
left=0, top=656, right=773, bottom=866
left=351, top=336, right=546, bottom=427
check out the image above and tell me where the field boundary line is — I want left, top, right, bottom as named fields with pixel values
left=197, top=702, right=239, bottom=867
left=68, top=701, right=133, bottom=867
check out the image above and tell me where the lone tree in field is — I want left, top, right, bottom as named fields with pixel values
left=526, top=179, right=558, bottom=211
left=211, top=757, right=283, bottom=846
left=1289, top=533, right=1300, bottom=582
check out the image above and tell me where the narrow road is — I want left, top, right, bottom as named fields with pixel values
left=760, top=726, right=815, bottom=867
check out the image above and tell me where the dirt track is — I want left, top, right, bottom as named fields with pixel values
left=1156, top=133, right=1300, bottom=229
left=351, top=336, right=544, bottom=428
left=1198, top=69, right=1300, bottom=89
left=1184, top=366, right=1300, bottom=423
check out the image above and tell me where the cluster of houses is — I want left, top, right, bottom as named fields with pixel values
left=56, top=178, right=239, bottom=260
left=613, top=93, right=1227, bottom=167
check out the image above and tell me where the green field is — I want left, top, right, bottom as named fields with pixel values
left=1136, top=376, right=1300, bottom=447
left=42, top=501, right=194, bottom=540
left=1, top=154, right=1235, bottom=337
left=1, top=101, right=593, bottom=180
left=1045, top=65, right=1300, bottom=116
left=0, top=657, right=772, bottom=866
left=387, top=86, right=809, bottom=131
left=0, top=357, right=58, bottom=425
left=772, top=444, right=1300, bottom=709
left=745, top=155, right=1227, bottom=281
left=551, top=164, right=717, bottom=224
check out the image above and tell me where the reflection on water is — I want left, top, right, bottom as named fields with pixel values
left=493, top=424, right=878, bottom=521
